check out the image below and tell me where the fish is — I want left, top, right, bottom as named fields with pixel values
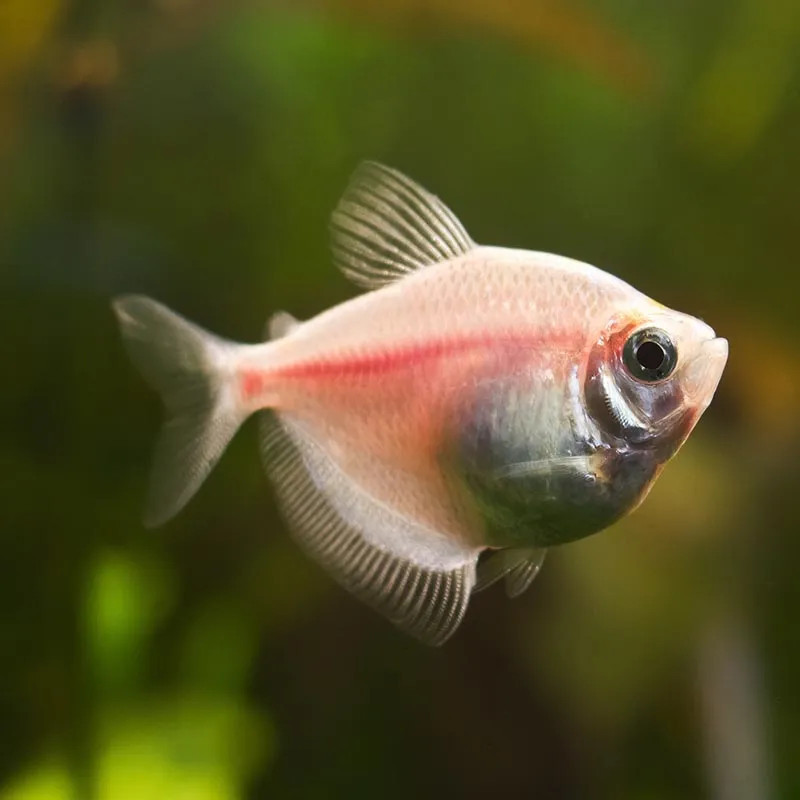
left=113, top=162, right=728, bottom=645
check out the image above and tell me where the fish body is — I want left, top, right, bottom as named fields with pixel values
left=114, top=163, right=727, bottom=644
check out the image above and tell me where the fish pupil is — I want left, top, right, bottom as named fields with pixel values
left=622, top=327, right=676, bottom=382
left=635, top=340, right=665, bottom=371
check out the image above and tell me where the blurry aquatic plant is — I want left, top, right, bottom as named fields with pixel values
left=0, top=0, right=61, bottom=156
left=682, top=0, right=800, bottom=162
left=84, top=550, right=174, bottom=695
left=0, top=697, right=273, bottom=800
left=326, top=0, right=655, bottom=95
left=1, top=551, right=273, bottom=800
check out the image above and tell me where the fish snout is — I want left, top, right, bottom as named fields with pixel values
left=683, top=337, right=728, bottom=405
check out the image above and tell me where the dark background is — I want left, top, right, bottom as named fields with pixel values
left=2, top=0, right=798, bottom=798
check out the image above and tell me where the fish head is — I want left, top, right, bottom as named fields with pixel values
left=585, top=304, right=728, bottom=458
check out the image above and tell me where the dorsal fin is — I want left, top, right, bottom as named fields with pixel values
left=330, top=161, right=475, bottom=290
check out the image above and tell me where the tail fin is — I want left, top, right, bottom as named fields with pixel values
left=112, top=295, right=245, bottom=527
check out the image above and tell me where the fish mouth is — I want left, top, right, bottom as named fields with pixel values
left=683, top=336, right=728, bottom=405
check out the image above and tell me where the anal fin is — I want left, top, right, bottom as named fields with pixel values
left=260, top=412, right=478, bottom=645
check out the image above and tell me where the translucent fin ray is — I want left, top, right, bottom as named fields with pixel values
left=260, top=412, right=478, bottom=644
left=503, top=552, right=547, bottom=597
left=330, top=161, right=475, bottom=290
left=474, top=547, right=546, bottom=598
left=113, top=295, right=243, bottom=527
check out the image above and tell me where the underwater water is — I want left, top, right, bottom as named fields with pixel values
left=1, top=0, right=798, bottom=797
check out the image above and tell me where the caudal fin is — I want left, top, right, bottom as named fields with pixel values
left=112, top=295, right=245, bottom=527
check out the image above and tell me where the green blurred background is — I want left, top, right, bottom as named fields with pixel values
left=1, top=0, right=798, bottom=797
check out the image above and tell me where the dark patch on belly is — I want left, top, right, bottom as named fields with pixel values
left=447, top=377, right=660, bottom=548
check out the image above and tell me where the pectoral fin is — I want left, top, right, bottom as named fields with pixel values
left=474, top=547, right=547, bottom=598
left=494, top=455, right=593, bottom=481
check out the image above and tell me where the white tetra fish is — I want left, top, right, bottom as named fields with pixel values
left=113, top=162, right=728, bottom=644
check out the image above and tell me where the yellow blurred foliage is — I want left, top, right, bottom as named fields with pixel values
left=722, top=313, right=800, bottom=438
left=0, top=0, right=61, bottom=153
left=683, top=0, right=800, bottom=161
left=0, top=764, right=71, bottom=800
left=57, top=40, right=119, bottom=90
left=0, top=0, right=60, bottom=81
left=0, top=697, right=274, bottom=800
left=327, top=0, right=654, bottom=95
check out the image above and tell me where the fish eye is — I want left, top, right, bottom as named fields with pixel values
left=623, top=328, right=677, bottom=382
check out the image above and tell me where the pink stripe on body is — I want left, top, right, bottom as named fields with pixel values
left=239, top=330, right=579, bottom=403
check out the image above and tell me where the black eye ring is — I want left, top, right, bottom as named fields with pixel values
left=623, top=327, right=677, bottom=382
